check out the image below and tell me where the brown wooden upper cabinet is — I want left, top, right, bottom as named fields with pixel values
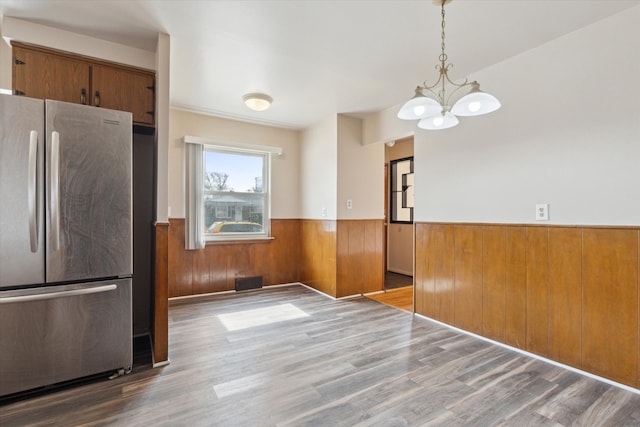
left=12, top=43, right=155, bottom=126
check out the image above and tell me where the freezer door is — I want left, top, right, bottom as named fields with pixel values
left=0, top=94, right=45, bottom=288
left=0, top=278, right=132, bottom=396
left=46, top=101, right=132, bottom=283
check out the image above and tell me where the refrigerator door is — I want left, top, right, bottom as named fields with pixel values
left=0, top=94, right=45, bottom=288
left=0, top=278, right=132, bottom=396
left=46, top=100, right=132, bottom=283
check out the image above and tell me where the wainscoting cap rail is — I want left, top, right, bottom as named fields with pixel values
left=183, top=135, right=283, bottom=156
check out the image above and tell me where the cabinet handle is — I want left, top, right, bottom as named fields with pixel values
left=94, top=90, right=100, bottom=107
left=81, top=88, right=86, bottom=105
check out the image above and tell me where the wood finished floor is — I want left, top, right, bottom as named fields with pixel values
left=366, top=286, right=414, bottom=312
left=3, top=284, right=640, bottom=426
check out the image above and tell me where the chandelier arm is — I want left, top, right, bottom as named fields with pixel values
left=443, top=82, right=473, bottom=108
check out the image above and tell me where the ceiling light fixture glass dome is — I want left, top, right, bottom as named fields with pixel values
left=243, top=93, right=273, bottom=112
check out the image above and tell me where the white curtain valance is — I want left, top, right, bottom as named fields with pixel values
left=183, top=135, right=283, bottom=156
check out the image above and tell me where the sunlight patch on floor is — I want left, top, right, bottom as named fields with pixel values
left=217, top=303, right=309, bottom=331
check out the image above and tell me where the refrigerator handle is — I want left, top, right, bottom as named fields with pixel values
left=0, top=284, right=117, bottom=304
left=50, top=131, right=60, bottom=251
left=28, top=130, right=39, bottom=253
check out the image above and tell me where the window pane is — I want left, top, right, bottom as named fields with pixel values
left=202, top=146, right=269, bottom=239
left=204, top=193, right=265, bottom=235
left=204, top=150, right=264, bottom=193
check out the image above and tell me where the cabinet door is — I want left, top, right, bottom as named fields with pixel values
left=91, top=65, right=155, bottom=125
left=13, top=46, right=90, bottom=105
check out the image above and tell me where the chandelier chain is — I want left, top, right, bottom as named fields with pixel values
left=439, top=2, right=447, bottom=65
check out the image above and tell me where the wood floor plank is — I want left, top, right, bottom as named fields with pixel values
left=365, top=285, right=413, bottom=312
left=2, top=285, right=640, bottom=426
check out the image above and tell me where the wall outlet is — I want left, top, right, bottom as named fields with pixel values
left=321, top=207, right=327, bottom=217
left=346, top=199, right=352, bottom=209
left=536, top=204, right=549, bottom=221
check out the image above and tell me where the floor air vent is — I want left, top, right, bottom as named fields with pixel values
left=235, top=276, right=263, bottom=291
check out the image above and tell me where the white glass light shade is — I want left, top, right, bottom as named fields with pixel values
left=397, top=89, right=441, bottom=120
left=451, top=84, right=500, bottom=117
left=243, top=93, right=273, bottom=111
left=418, top=111, right=459, bottom=130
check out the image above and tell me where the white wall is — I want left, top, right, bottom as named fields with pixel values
left=0, top=18, right=11, bottom=91
left=300, top=114, right=338, bottom=219
left=337, top=114, right=384, bottom=219
left=387, top=224, right=413, bottom=276
left=362, top=102, right=414, bottom=146
left=155, top=33, right=170, bottom=222
left=169, top=109, right=301, bottom=219
left=413, top=5, right=640, bottom=226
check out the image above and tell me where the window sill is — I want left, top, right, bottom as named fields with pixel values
left=205, top=236, right=275, bottom=245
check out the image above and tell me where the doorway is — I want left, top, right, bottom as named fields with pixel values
left=384, top=137, right=414, bottom=294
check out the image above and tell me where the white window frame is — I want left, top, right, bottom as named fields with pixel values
left=203, top=145, right=271, bottom=242
left=184, top=136, right=281, bottom=248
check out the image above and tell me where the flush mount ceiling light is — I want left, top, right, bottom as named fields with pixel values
left=243, top=93, right=273, bottom=112
left=397, top=0, right=500, bottom=130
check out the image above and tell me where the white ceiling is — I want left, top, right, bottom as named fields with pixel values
left=1, top=0, right=639, bottom=129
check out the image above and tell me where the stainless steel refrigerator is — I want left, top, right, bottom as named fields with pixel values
left=0, top=94, right=133, bottom=397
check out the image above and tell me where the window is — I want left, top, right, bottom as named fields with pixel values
left=390, top=157, right=413, bottom=223
left=202, top=147, right=270, bottom=240
left=184, top=136, right=281, bottom=249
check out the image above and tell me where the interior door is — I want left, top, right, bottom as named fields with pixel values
left=0, top=94, right=45, bottom=288
left=45, top=100, right=132, bottom=283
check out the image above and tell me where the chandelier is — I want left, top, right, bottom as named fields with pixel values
left=397, top=0, right=500, bottom=130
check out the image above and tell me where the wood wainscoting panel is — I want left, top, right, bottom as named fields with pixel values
left=525, top=227, right=549, bottom=357
left=336, top=220, right=384, bottom=297
left=434, top=225, right=455, bottom=324
left=300, top=219, right=337, bottom=297
left=337, top=220, right=364, bottom=297
left=453, top=225, right=483, bottom=334
left=414, top=223, right=431, bottom=316
left=583, top=228, right=638, bottom=387
left=153, top=222, right=169, bottom=364
left=168, top=218, right=302, bottom=297
left=505, top=227, right=527, bottom=349
left=269, top=219, right=302, bottom=286
left=482, top=226, right=507, bottom=342
left=168, top=219, right=193, bottom=297
left=362, top=220, right=385, bottom=295
left=547, top=227, right=582, bottom=369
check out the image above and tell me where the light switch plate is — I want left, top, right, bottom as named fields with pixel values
left=536, top=204, right=549, bottom=221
